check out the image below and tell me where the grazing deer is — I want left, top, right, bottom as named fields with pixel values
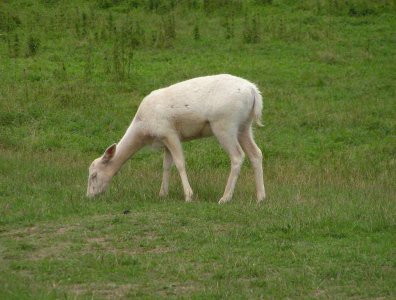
left=87, top=74, right=266, bottom=204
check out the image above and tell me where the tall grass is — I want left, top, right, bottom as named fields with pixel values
left=0, top=0, right=395, bottom=298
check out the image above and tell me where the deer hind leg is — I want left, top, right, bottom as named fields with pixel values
left=211, top=123, right=245, bottom=204
left=162, top=133, right=193, bottom=202
left=238, top=126, right=266, bottom=202
left=159, top=147, right=173, bottom=197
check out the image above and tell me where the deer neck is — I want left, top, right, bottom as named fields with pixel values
left=110, top=123, right=145, bottom=175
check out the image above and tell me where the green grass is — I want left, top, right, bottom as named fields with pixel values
left=1, top=0, right=395, bottom=298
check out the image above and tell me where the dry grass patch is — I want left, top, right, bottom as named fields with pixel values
left=0, top=213, right=177, bottom=264
left=69, top=282, right=137, bottom=299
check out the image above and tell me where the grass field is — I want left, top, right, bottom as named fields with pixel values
left=1, top=0, right=395, bottom=298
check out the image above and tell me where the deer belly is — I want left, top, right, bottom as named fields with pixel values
left=177, top=120, right=212, bottom=141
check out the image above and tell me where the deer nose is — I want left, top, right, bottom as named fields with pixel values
left=86, top=188, right=93, bottom=198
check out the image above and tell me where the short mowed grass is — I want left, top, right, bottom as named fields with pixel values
left=0, top=0, right=395, bottom=298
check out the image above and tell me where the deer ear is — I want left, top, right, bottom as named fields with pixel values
left=102, top=143, right=117, bottom=163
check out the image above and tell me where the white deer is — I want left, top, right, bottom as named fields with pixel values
left=87, top=74, right=266, bottom=204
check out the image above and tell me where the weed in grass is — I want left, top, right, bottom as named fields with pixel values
left=242, top=13, right=261, bottom=44
left=203, top=0, right=243, bottom=16
left=159, top=13, right=176, bottom=48
left=193, top=23, right=200, bottom=40
left=26, top=35, right=40, bottom=57
left=222, top=16, right=235, bottom=40
left=12, top=33, right=20, bottom=58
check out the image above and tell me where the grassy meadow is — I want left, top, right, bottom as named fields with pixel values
left=0, top=0, right=395, bottom=298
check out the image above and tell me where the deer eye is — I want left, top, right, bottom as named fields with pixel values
left=91, top=173, right=97, bottom=180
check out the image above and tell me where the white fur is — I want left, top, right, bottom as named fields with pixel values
left=87, top=74, right=266, bottom=203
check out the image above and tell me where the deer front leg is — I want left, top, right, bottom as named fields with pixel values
left=159, top=147, right=173, bottom=197
left=162, top=134, right=194, bottom=202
